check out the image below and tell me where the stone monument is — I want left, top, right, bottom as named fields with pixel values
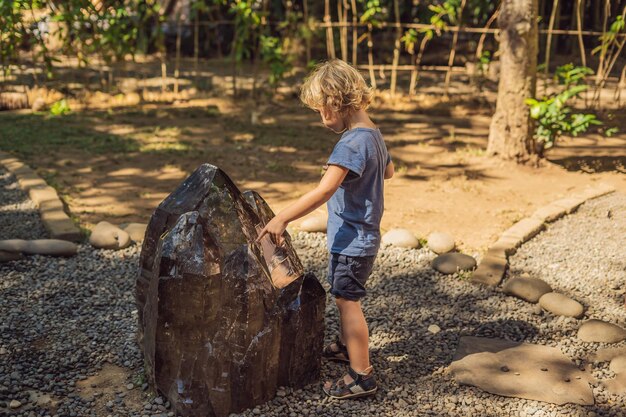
left=136, top=164, right=326, bottom=417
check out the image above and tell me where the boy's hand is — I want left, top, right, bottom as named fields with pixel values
left=256, top=215, right=288, bottom=246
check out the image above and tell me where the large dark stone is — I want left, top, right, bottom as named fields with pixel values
left=136, top=164, right=326, bottom=417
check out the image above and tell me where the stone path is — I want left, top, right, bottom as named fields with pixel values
left=1, top=166, right=624, bottom=416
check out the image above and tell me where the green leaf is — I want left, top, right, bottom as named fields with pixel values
left=525, top=98, right=538, bottom=106
left=529, top=105, right=541, bottom=119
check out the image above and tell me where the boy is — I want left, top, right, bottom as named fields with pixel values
left=257, top=59, right=393, bottom=399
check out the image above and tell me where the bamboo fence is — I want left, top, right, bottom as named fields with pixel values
left=170, top=1, right=625, bottom=104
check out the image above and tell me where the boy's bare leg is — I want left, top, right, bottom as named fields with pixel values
left=330, top=297, right=371, bottom=385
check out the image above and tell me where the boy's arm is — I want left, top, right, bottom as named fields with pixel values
left=256, top=165, right=348, bottom=245
left=384, top=160, right=394, bottom=179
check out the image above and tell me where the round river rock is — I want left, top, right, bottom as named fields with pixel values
left=427, top=231, right=455, bottom=254
left=120, top=223, right=148, bottom=243
left=89, top=221, right=132, bottom=250
left=431, top=253, right=476, bottom=274
left=299, top=215, right=327, bottom=233
left=538, top=292, right=584, bottom=318
left=503, top=276, right=553, bottom=303
left=382, top=228, right=420, bottom=248
left=577, top=319, right=626, bottom=343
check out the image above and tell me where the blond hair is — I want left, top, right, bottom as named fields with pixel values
left=300, top=59, right=373, bottom=116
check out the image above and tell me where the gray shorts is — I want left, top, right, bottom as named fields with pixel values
left=327, top=253, right=376, bottom=301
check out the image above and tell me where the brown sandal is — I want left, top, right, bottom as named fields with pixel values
left=322, top=337, right=350, bottom=363
left=323, top=366, right=378, bottom=399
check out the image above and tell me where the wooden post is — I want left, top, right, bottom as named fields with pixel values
left=597, top=9, right=626, bottom=108
left=575, top=0, right=586, bottom=68
left=615, top=65, right=626, bottom=107
left=575, top=0, right=587, bottom=106
left=408, top=42, right=417, bottom=96
left=544, top=0, right=559, bottom=79
left=324, top=0, right=336, bottom=59
left=390, top=0, right=401, bottom=96
left=174, top=12, right=182, bottom=95
left=160, top=58, right=166, bottom=93
left=194, top=9, right=200, bottom=81
left=351, top=0, right=358, bottom=65
left=303, top=0, right=311, bottom=63
left=232, top=21, right=238, bottom=97
left=339, top=0, right=348, bottom=61
left=367, top=24, right=377, bottom=89
left=213, top=7, right=224, bottom=58
left=593, top=0, right=610, bottom=108
left=476, top=7, right=500, bottom=61
left=444, top=0, right=467, bottom=95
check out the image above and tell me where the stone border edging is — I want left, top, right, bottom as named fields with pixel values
left=0, top=151, right=82, bottom=242
left=471, top=183, right=616, bottom=286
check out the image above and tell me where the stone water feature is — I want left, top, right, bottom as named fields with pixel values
left=135, top=164, right=326, bottom=417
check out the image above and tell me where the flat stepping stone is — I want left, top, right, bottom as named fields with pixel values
left=503, top=277, right=552, bottom=303
left=501, top=218, right=545, bottom=243
left=589, top=346, right=626, bottom=362
left=299, top=215, right=327, bottom=233
left=551, top=196, right=586, bottom=214
left=450, top=336, right=594, bottom=405
left=23, top=240, right=77, bottom=256
left=490, top=235, right=520, bottom=256
left=0, top=239, right=28, bottom=252
left=531, top=204, right=568, bottom=223
left=538, top=292, right=584, bottom=318
left=382, top=228, right=420, bottom=249
left=89, top=221, right=131, bottom=250
left=471, top=250, right=508, bottom=286
left=0, top=239, right=77, bottom=257
left=427, top=231, right=455, bottom=254
left=431, top=253, right=476, bottom=274
left=602, top=354, right=626, bottom=395
left=578, top=319, right=626, bottom=343
left=601, top=374, right=626, bottom=395
left=588, top=346, right=626, bottom=393
left=610, top=355, right=626, bottom=374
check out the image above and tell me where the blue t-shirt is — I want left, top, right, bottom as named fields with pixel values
left=326, top=127, right=390, bottom=256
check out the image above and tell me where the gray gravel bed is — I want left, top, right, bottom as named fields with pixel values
left=0, top=169, right=49, bottom=240
left=0, top=189, right=624, bottom=417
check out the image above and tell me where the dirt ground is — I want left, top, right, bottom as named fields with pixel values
left=75, top=364, right=145, bottom=416
left=3, top=92, right=625, bottom=254
left=1, top=58, right=625, bottom=417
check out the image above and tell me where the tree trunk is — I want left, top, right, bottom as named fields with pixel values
left=390, top=0, right=401, bottom=97
left=487, top=0, right=539, bottom=162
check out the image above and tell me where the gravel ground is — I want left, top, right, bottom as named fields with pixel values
left=1, top=168, right=625, bottom=417
left=0, top=170, right=48, bottom=240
